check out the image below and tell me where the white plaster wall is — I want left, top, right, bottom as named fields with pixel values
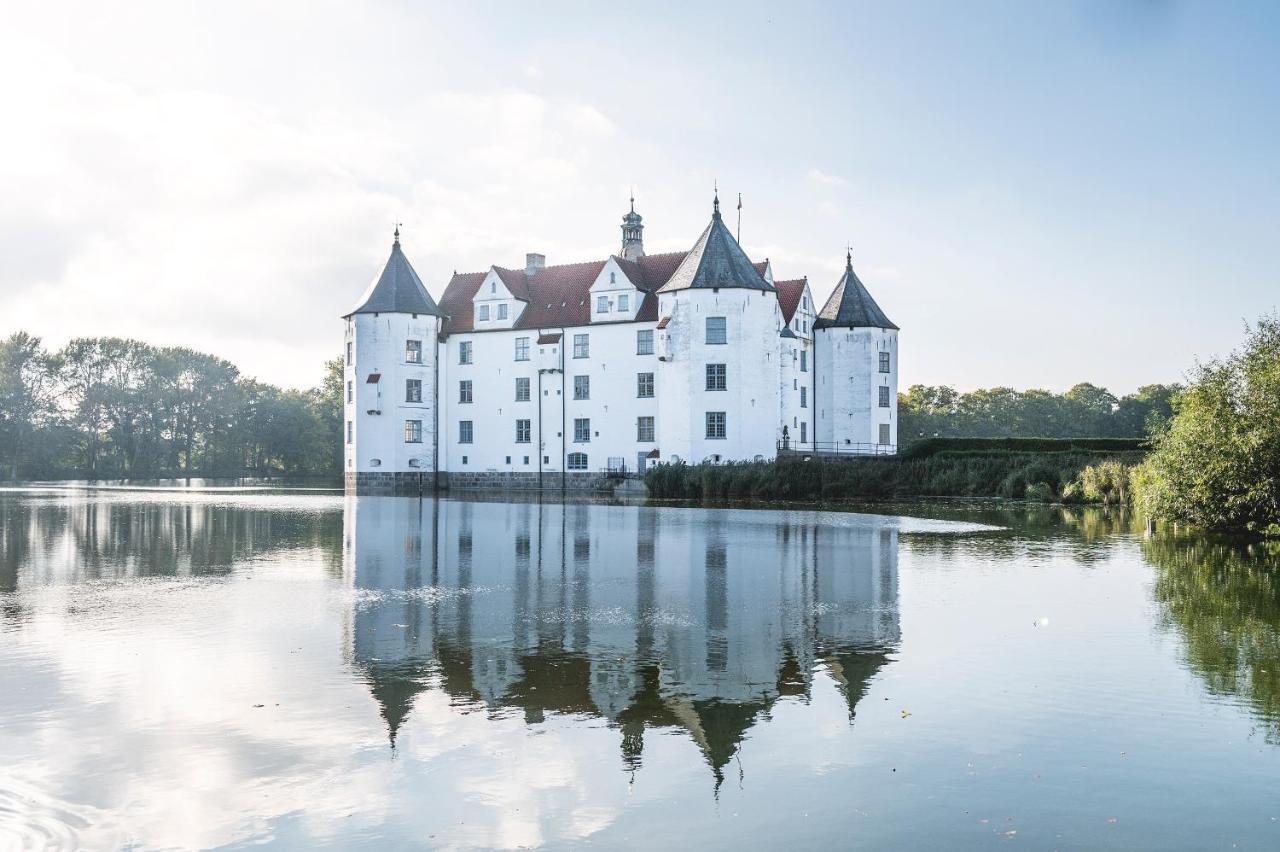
left=656, top=288, right=781, bottom=463
left=815, top=327, right=898, bottom=451
left=778, top=335, right=815, bottom=450
left=440, top=321, right=660, bottom=475
left=346, top=312, right=440, bottom=474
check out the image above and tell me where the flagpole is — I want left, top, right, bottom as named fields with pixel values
left=736, top=193, right=742, bottom=243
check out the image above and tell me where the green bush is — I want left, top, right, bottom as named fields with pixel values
left=1136, top=313, right=1280, bottom=534
left=901, top=436, right=1149, bottom=459
left=644, top=447, right=1147, bottom=503
left=1024, top=481, right=1056, bottom=503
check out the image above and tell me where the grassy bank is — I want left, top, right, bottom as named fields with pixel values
left=646, top=443, right=1147, bottom=503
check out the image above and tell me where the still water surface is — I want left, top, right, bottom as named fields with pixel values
left=2, top=488, right=1279, bottom=849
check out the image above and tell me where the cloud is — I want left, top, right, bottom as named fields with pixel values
left=0, top=31, right=627, bottom=389
left=807, top=168, right=849, bottom=187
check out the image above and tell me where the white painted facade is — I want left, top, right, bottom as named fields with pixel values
left=344, top=202, right=899, bottom=488
left=815, top=326, right=899, bottom=451
left=343, top=311, right=442, bottom=475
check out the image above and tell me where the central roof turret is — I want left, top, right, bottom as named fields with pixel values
left=657, top=192, right=774, bottom=294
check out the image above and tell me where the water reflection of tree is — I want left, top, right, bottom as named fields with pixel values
left=1146, top=535, right=1280, bottom=741
left=901, top=504, right=1143, bottom=565
left=0, top=495, right=342, bottom=587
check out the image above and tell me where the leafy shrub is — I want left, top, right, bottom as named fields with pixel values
left=1024, top=481, right=1056, bottom=503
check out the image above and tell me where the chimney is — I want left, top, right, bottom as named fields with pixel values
left=525, top=253, right=545, bottom=275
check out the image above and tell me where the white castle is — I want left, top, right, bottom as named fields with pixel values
left=342, top=194, right=899, bottom=493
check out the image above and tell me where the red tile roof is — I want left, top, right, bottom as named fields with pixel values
left=775, top=278, right=808, bottom=323
left=437, top=251, right=690, bottom=336
left=537, top=333, right=562, bottom=344
left=656, top=316, right=672, bottom=329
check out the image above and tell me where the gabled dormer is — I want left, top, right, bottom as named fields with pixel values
left=589, top=256, right=642, bottom=323
left=473, top=266, right=526, bottom=330
left=775, top=277, right=814, bottom=340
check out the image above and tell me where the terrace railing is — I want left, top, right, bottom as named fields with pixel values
left=776, top=441, right=898, bottom=458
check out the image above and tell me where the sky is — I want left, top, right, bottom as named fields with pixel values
left=2, top=1, right=1277, bottom=393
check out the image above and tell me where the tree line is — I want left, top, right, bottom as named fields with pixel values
left=0, top=332, right=342, bottom=481
left=1, top=329, right=1181, bottom=483
left=899, top=382, right=1180, bottom=442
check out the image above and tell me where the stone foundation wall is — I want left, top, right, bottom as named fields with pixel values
left=345, top=471, right=436, bottom=495
left=346, top=470, right=625, bottom=494
left=446, top=471, right=615, bottom=492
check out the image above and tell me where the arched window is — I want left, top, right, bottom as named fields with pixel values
left=609, top=271, right=616, bottom=284
left=567, top=452, right=588, bottom=470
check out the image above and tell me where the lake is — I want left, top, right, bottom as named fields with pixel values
left=1, top=488, right=1279, bottom=850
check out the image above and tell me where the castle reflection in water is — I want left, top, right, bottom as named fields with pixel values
left=344, top=498, right=901, bottom=783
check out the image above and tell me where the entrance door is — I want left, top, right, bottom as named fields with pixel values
left=636, top=453, right=648, bottom=474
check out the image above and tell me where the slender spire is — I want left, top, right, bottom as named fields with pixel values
left=393, top=222, right=401, bottom=246
left=713, top=181, right=721, bottom=219
left=621, top=192, right=645, bottom=260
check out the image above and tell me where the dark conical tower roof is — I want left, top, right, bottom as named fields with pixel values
left=814, top=252, right=897, bottom=330
left=657, top=194, right=774, bottom=294
left=344, top=229, right=445, bottom=318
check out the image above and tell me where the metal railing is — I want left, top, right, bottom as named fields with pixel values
left=777, top=441, right=897, bottom=458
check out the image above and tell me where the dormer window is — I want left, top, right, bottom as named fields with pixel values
left=618, top=294, right=629, bottom=312
left=597, top=296, right=609, bottom=313
left=478, top=304, right=489, bottom=321
left=497, top=303, right=508, bottom=320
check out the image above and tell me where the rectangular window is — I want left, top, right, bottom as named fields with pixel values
left=346, top=380, right=353, bottom=404
left=516, top=419, right=531, bottom=443
left=346, top=420, right=352, bottom=444
left=879, top=423, right=891, bottom=445
left=574, top=375, right=590, bottom=400
left=573, top=334, right=589, bottom=358
left=478, top=304, right=490, bottom=321
left=800, top=350, right=807, bottom=372
left=405, top=339, right=422, bottom=363
left=801, top=422, right=808, bottom=443
left=515, top=377, right=530, bottom=401
left=567, top=452, right=588, bottom=470
left=706, top=363, right=726, bottom=391
left=459, top=341, right=472, bottom=364
left=706, top=411, right=726, bottom=440
left=879, top=351, right=891, bottom=373
left=459, top=421, right=473, bottom=443
left=404, top=420, right=422, bottom=443
left=515, top=337, right=530, bottom=361
left=597, top=295, right=609, bottom=313
left=459, top=380, right=473, bottom=404
left=406, top=378, right=422, bottom=403
left=800, top=386, right=807, bottom=408
left=637, top=372, right=654, bottom=398
left=879, top=385, right=891, bottom=408
left=497, top=303, right=508, bottom=320
left=346, top=341, right=353, bottom=364
left=574, top=418, right=591, bottom=442
left=618, top=294, right=629, bottom=312
left=637, top=416, right=655, bottom=442
left=636, top=329, right=653, bottom=355
left=706, top=316, right=727, bottom=345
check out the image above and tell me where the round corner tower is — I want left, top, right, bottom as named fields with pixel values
left=814, top=252, right=899, bottom=455
left=343, top=229, right=445, bottom=494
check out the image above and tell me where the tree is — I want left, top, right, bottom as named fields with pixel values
left=1134, top=314, right=1280, bottom=534
left=0, top=333, right=56, bottom=480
